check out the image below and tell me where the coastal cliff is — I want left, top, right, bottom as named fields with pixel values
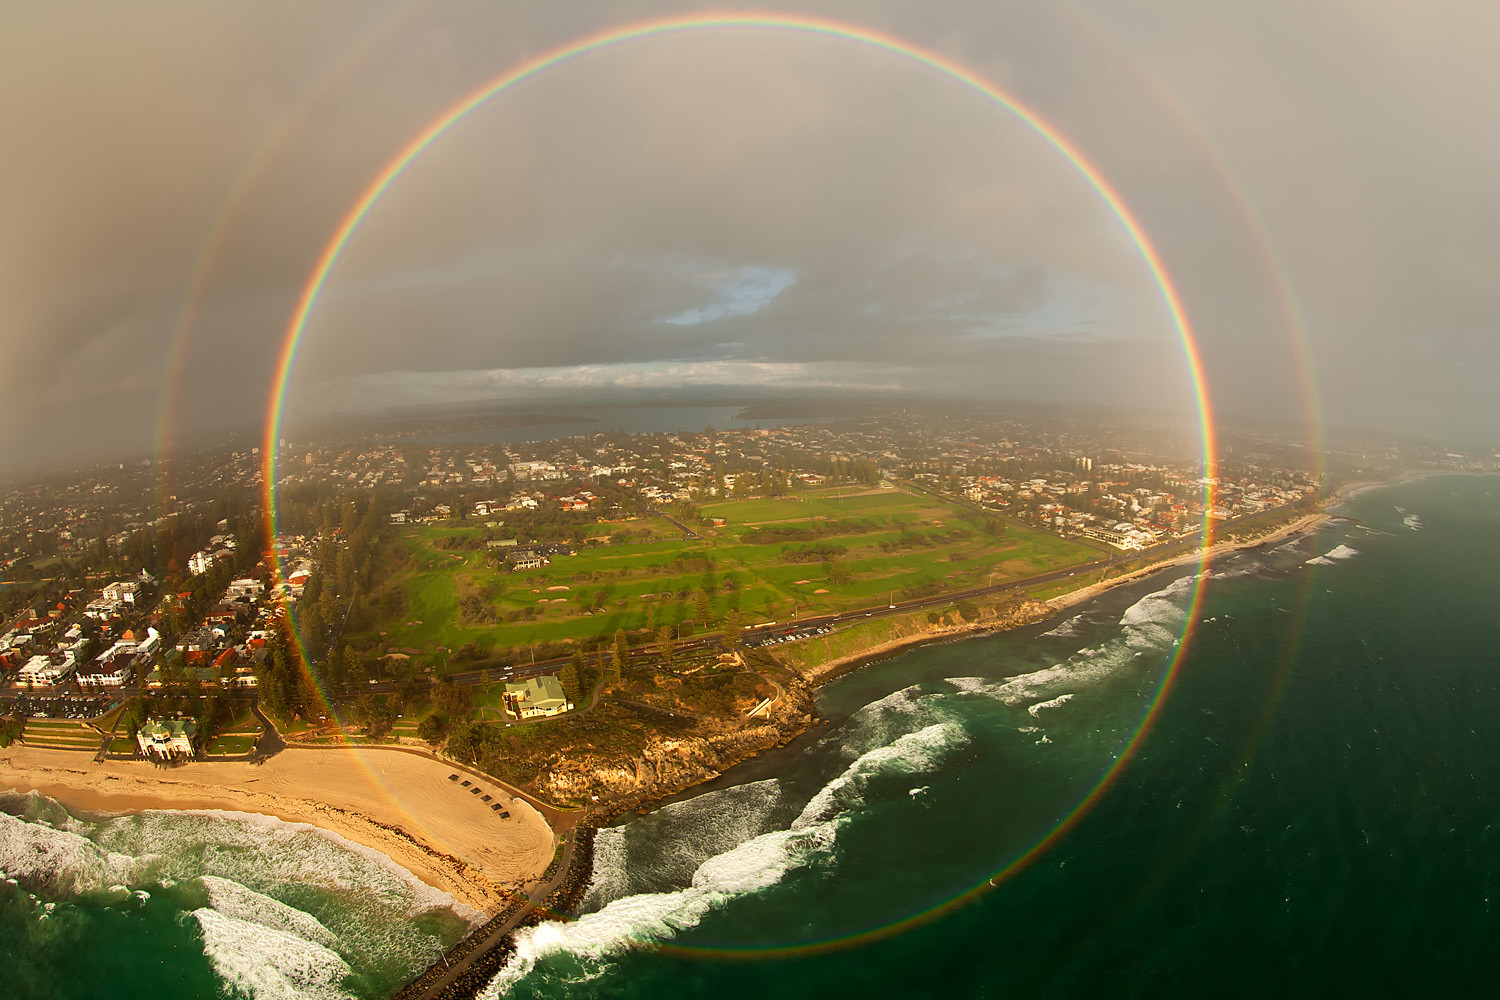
left=541, top=678, right=818, bottom=814
left=530, top=597, right=1054, bottom=816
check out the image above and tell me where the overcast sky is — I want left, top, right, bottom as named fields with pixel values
left=3, top=1, right=1497, bottom=472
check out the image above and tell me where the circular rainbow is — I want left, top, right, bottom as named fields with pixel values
left=261, top=11, right=1223, bottom=953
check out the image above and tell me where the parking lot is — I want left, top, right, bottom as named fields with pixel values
left=743, top=624, right=833, bottom=648
left=0, top=694, right=113, bottom=720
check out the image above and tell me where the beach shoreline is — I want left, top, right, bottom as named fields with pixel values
left=0, top=492, right=1366, bottom=922
left=799, top=504, right=1335, bottom=685
left=0, top=744, right=555, bottom=916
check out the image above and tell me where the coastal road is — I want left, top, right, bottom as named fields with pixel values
left=362, top=500, right=1312, bottom=693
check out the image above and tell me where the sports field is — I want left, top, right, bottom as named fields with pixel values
left=351, top=486, right=1100, bottom=662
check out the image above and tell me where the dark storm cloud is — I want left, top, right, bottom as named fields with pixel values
left=3, top=1, right=1497, bottom=472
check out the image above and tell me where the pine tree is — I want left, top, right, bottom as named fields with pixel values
left=723, top=609, right=743, bottom=650
left=694, top=588, right=712, bottom=624
left=558, top=655, right=581, bottom=704
left=609, top=629, right=627, bottom=686
left=657, top=625, right=676, bottom=666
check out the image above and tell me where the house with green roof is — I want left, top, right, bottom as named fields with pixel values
left=136, top=718, right=197, bottom=760
left=503, top=674, right=572, bottom=719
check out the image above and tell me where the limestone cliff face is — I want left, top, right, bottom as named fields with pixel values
left=540, top=680, right=817, bottom=811
left=537, top=599, right=1053, bottom=811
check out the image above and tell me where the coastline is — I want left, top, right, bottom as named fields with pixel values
left=799, top=505, right=1335, bottom=686
left=0, top=492, right=1368, bottom=933
left=0, top=744, right=555, bottom=916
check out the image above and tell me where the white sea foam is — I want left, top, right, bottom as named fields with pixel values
left=793, top=723, right=966, bottom=830
left=83, top=807, right=481, bottom=926
left=481, top=723, right=967, bottom=997
left=0, top=810, right=145, bottom=894
left=1306, top=543, right=1360, bottom=566
left=1403, top=514, right=1422, bottom=530
left=192, top=907, right=354, bottom=1000
left=483, top=821, right=840, bottom=996
left=947, top=574, right=1192, bottom=715
left=817, top=683, right=945, bottom=760
left=582, top=779, right=783, bottom=910
left=2, top=793, right=478, bottom=993
left=201, top=874, right=338, bottom=948
left=1208, top=560, right=1264, bottom=580
left=176, top=809, right=481, bottom=924
left=1027, top=693, right=1075, bottom=718
left=579, top=828, right=629, bottom=913
left=1042, top=615, right=1083, bottom=638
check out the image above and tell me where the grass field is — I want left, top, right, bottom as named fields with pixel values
left=349, top=486, right=1100, bottom=664
left=205, top=734, right=257, bottom=755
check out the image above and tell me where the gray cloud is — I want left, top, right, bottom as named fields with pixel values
left=3, top=1, right=1496, bottom=472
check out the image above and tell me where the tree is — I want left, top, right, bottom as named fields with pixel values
left=433, top=677, right=473, bottom=721
left=694, top=588, right=712, bottom=624
left=364, top=702, right=394, bottom=741
left=342, top=645, right=365, bottom=688
left=608, top=629, right=627, bottom=687
left=416, top=712, right=448, bottom=744
left=723, top=609, right=743, bottom=651
left=446, top=722, right=481, bottom=764
left=657, top=625, right=676, bottom=666
left=558, top=654, right=582, bottom=704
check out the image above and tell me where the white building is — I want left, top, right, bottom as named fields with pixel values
left=18, top=652, right=75, bottom=687
left=136, top=719, right=197, bottom=759
left=102, top=581, right=140, bottom=605
left=224, top=578, right=265, bottom=603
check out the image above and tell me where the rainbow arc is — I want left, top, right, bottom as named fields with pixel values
left=260, top=12, right=1229, bottom=948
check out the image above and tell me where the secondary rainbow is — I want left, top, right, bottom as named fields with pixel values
left=262, top=10, right=1223, bottom=949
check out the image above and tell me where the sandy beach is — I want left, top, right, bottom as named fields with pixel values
left=1046, top=509, right=1329, bottom=611
left=0, top=502, right=1349, bottom=918
left=801, top=506, right=1334, bottom=684
left=0, top=744, right=555, bottom=915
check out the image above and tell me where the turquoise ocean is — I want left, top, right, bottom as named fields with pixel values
left=3, top=473, right=1497, bottom=997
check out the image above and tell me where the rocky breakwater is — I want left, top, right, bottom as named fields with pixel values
left=542, top=678, right=818, bottom=815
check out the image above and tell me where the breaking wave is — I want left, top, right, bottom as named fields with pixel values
left=0, top=792, right=473, bottom=996
left=1042, top=615, right=1084, bottom=638
left=192, top=906, right=354, bottom=1000
left=948, top=573, right=1193, bottom=714
left=581, top=778, right=784, bottom=910
left=792, top=723, right=967, bottom=830
left=1028, top=694, right=1075, bottom=718
left=200, top=874, right=339, bottom=948
left=1307, top=544, right=1360, bottom=566
left=482, top=723, right=968, bottom=996
left=816, top=682, right=948, bottom=761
